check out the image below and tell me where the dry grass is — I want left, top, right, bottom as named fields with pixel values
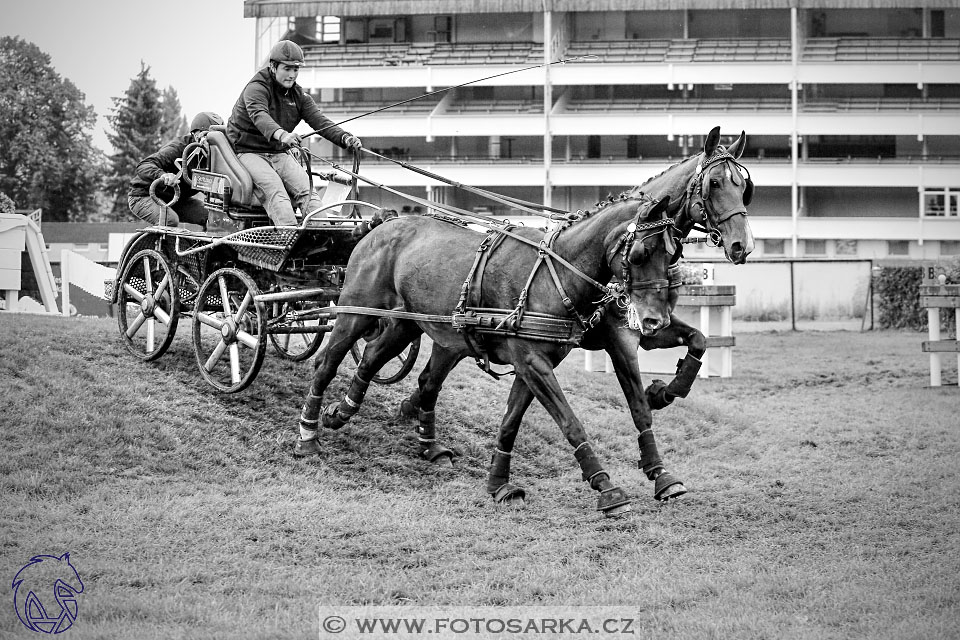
left=1, top=314, right=958, bottom=639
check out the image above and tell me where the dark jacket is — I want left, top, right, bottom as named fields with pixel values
left=127, top=133, right=197, bottom=200
left=227, top=67, right=347, bottom=154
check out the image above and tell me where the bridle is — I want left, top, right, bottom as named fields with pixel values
left=608, top=199, right=677, bottom=307
left=682, top=149, right=752, bottom=248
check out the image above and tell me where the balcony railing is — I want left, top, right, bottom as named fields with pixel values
left=802, top=37, right=960, bottom=62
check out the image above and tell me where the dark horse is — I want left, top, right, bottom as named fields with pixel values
left=394, top=127, right=755, bottom=502
left=294, top=195, right=677, bottom=516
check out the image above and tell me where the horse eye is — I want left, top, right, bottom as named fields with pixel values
left=710, top=179, right=721, bottom=188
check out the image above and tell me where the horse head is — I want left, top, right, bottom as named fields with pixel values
left=686, top=126, right=756, bottom=264
left=610, top=196, right=676, bottom=336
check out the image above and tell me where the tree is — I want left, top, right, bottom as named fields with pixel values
left=0, top=37, right=106, bottom=222
left=105, top=62, right=163, bottom=217
left=160, top=86, right=188, bottom=143
left=105, top=66, right=189, bottom=219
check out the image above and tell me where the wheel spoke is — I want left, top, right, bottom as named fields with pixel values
left=204, top=339, right=228, bottom=372
left=146, top=318, right=156, bottom=352
left=142, top=256, right=153, bottom=290
left=229, top=344, right=241, bottom=383
left=236, top=329, right=260, bottom=350
left=126, top=311, right=147, bottom=337
left=234, top=290, right=253, bottom=323
left=154, top=306, right=172, bottom=325
left=218, top=276, right=232, bottom=315
left=122, top=282, right=145, bottom=303
left=196, top=311, right=224, bottom=330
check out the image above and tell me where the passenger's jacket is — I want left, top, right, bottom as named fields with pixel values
left=127, top=133, right=198, bottom=201
left=227, top=67, right=348, bottom=154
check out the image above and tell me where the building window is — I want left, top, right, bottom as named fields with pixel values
left=923, top=189, right=958, bottom=217
left=942, top=241, right=960, bottom=256
left=836, top=239, right=858, bottom=256
left=804, top=239, right=826, bottom=256
left=317, top=16, right=340, bottom=43
left=888, top=240, right=909, bottom=256
left=763, top=239, right=784, bottom=256
left=73, top=243, right=90, bottom=252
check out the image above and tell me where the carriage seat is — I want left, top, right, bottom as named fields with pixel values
left=204, top=126, right=256, bottom=209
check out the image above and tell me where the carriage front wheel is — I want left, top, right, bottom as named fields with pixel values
left=116, top=249, right=180, bottom=361
left=349, top=328, right=421, bottom=385
left=191, top=268, right=268, bottom=393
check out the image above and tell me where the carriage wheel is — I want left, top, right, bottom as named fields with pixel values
left=350, top=328, right=421, bottom=385
left=191, top=268, right=268, bottom=393
left=116, top=249, right=179, bottom=361
left=268, top=297, right=326, bottom=362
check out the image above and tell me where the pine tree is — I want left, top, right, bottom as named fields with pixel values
left=160, top=86, right=188, bottom=143
left=106, top=62, right=163, bottom=217
left=0, top=37, right=106, bottom=221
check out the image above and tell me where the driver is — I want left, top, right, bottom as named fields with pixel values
left=127, top=112, right=223, bottom=228
left=227, top=39, right=363, bottom=226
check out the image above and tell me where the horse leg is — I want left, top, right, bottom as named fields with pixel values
left=486, top=377, right=536, bottom=508
left=398, top=349, right=432, bottom=420
left=606, top=326, right=687, bottom=502
left=294, top=313, right=378, bottom=457
left=319, top=319, right=423, bottom=432
left=404, top=345, right=462, bottom=465
left=639, top=314, right=706, bottom=410
left=512, top=347, right=631, bottom=517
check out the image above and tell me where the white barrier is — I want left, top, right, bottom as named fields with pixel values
left=920, top=284, right=960, bottom=387
left=60, top=250, right=116, bottom=316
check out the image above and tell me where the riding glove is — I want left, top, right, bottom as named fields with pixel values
left=278, top=131, right=301, bottom=148
left=342, top=134, right=363, bottom=150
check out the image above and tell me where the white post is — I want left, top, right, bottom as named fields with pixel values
left=699, top=305, right=711, bottom=379
left=61, top=250, right=71, bottom=317
left=956, top=307, right=959, bottom=386
left=928, top=306, right=941, bottom=387
left=720, top=304, right=733, bottom=377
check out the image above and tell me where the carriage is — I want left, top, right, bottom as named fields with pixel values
left=107, top=125, right=419, bottom=393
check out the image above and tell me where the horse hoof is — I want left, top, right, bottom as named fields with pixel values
left=604, top=503, right=632, bottom=518
left=420, top=444, right=455, bottom=466
left=432, top=453, right=453, bottom=467
left=398, top=398, right=418, bottom=420
left=492, top=483, right=526, bottom=507
left=654, top=472, right=687, bottom=501
left=597, top=487, right=630, bottom=514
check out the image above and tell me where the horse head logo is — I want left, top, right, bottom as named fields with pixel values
left=12, top=553, right=84, bottom=634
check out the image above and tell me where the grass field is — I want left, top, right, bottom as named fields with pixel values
left=1, top=313, right=959, bottom=639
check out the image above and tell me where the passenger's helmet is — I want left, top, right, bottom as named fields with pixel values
left=189, top=112, right=223, bottom=132
left=269, top=40, right=305, bottom=67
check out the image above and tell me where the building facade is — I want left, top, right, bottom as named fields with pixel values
left=244, top=0, right=960, bottom=262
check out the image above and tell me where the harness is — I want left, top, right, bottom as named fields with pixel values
left=450, top=199, right=674, bottom=377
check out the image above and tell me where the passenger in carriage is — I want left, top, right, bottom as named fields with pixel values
left=227, top=39, right=363, bottom=226
left=127, top=112, right=224, bottom=228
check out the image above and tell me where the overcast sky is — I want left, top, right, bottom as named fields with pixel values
left=3, top=0, right=256, bottom=152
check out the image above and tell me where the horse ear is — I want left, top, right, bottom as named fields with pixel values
left=727, top=130, right=747, bottom=159
left=704, top=126, right=721, bottom=158
left=652, top=195, right=670, bottom=218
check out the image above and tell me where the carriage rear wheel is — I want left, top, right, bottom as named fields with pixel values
left=349, top=324, right=421, bottom=385
left=268, top=297, right=327, bottom=362
left=116, top=249, right=179, bottom=361
left=191, top=267, right=268, bottom=393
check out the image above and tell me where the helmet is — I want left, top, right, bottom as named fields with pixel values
left=269, top=40, right=305, bottom=67
left=190, top=111, right=223, bottom=132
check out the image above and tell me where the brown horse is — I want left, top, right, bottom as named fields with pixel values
left=294, top=195, right=677, bottom=516
left=397, top=127, right=755, bottom=502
